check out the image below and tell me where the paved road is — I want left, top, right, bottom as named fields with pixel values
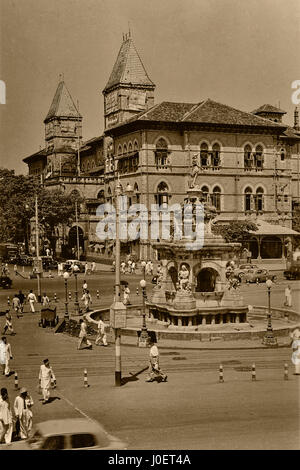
left=1, top=313, right=299, bottom=450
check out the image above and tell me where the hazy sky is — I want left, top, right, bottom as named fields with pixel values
left=0, top=0, right=299, bottom=174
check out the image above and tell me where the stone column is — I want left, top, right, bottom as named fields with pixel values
left=178, top=317, right=182, bottom=327
left=188, top=317, right=192, bottom=327
left=235, top=314, right=240, bottom=323
left=201, top=315, right=206, bottom=326
left=219, top=314, right=224, bottom=324
left=211, top=315, right=215, bottom=325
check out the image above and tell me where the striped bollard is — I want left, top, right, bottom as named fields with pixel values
left=84, top=369, right=89, bottom=388
left=54, top=293, right=57, bottom=303
left=14, top=372, right=19, bottom=390
left=251, top=363, right=256, bottom=381
left=136, top=287, right=139, bottom=296
left=97, top=290, right=100, bottom=299
left=219, top=364, right=224, bottom=383
left=7, top=297, right=10, bottom=306
left=69, top=291, right=72, bottom=301
left=284, top=363, right=288, bottom=380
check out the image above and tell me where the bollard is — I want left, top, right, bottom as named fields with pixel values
left=14, top=372, right=19, bottom=390
left=84, top=369, right=89, bottom=388
left=7, top=296, right=10, bottom=306
left=69, top=291, right=72, bottom=300
left=219, top=364, right=224, bottom=383
left=97, top=290, right=100, bottom=299
left=136, top=287, right=139, bottom=296
left=251, top=363, right=256, bottom=381
left=284, top=363, right=289, bottom=380
left=54, top=293, right=57, bottom=302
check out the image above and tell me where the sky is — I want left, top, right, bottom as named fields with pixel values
left=0, top=0, right=299, bottom=174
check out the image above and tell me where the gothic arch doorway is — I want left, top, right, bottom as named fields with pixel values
left=196, top=268, right=219, bottom=292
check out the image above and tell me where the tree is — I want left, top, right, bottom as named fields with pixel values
left=0, top=168, right=80, bottom=254
left=212, top=220, right=258, bottom=244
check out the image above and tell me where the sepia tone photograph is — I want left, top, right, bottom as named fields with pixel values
left=0, top=0, right=299, bottom=454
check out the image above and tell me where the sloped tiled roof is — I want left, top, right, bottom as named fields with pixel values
left=45, top=81, right=81, bottom=121
left=23, top=148, right=47, bottom=163
left=252, top=104, right=286, bottom=115
left=103, top=37, right=155, bottom=92
left=132, top=99, right=285, bottom=128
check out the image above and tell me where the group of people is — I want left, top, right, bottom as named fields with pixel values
left=0, top=387, right=34, bottom=444
left=77, top=318, right=108, bottom=350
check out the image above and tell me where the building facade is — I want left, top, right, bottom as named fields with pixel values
left=23, top=33, right=300, bottom=261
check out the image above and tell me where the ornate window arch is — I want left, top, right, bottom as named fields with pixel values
left=254, top=144, right=264, bottom=169
left=201, top=185, right=210, bottom=203
left=123, top=144, right=127, bottom=156
left=155, top=138, right=170, bottom=169
left=211, top=142, right=221, bottom=168
left=200, top=142, right=209, bottom=167
left=255, top=186, right=264, bottom=212
left=244, top=144, right=253, bottom=169
left=155, top=181, right=170, bottom=206
left=117, top=145, right=122, bottom=156
left=244, top=186, right=253, bottom=212
left=211, top=185, right=221, bottom=211
left=128, top=142, right=133, bottom=155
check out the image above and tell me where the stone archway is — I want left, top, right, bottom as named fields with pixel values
left=196, top=267, right=219, bottom=292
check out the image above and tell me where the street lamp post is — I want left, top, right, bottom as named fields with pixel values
left=262, top=279, right=278, bottom=347
left=110, top=178, right=133, bottom=386
left=138, top=279, right=150, bottom=347
left=73, top=264, right=80, bottom=316
left=63, top=271, right=70, bottom=326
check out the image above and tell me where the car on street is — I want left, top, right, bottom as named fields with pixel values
left=2, top=418, right=127, bottom=450
left=63, top=259, right=86, bottom=272
left=233, top=264, right=258, bottom=280
left=242, top=268, right=276, bottom=284
left=0, top=275, right=12, bottom=289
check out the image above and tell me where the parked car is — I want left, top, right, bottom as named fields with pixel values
left=63, top=260, right=85, bottom=273
left=0, top=276, right=12, bottom=289
left=233, top=264, right=258, bottom=280
left=3, top=418, right=126, bottom=450
left=40, top=256, right=58, bottom=271
left=242, top=268, right=276, bottom=284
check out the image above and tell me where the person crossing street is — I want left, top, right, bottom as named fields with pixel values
left=146, top=341, right=167, bottom=383
left=38, top=359, right=56, bottom=404
left=95, top=319, right=108, bottom=346
left=77, top=319, right=92, bottom=350
left=28, top=290, right=37, bottom=313
left=14, top=388, right=34, bottom=439
left=2, top=337, right=12, bottom=377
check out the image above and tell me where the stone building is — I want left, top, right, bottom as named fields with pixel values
left=23, top=33, right=300, bottom=261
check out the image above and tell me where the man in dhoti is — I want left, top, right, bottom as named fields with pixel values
left=77, top=319, right=92, bottom=350
left=14, top=387, right=34, bottom=439
left=146, top=341, right=167, bottom=383
left=28, top=290, right=37, bottom=313
left=2, top=337, right=12, bottom=377
left=0, top=388, right=13, bottom=444
left=38, top=359, right=56, bottom=404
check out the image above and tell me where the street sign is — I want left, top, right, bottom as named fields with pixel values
left=110, top=302, right=127, bottom=329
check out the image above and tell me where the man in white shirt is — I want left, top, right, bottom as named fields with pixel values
left=14, top=387, right=34, bottom=439
left=146, top=341, right=167, bottom=383
left=78, top=319, right=92, bottom=350
left=2, top=337, right=12, bottom=377
left=38, top=359, right=56, bottom=404
left=95, top=319, right=108, bottom=346
left=28, top=290, right=37, bottom=313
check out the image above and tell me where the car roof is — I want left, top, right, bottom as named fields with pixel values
left=35, top=419, right=107, bottom=437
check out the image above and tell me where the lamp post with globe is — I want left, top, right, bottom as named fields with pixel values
left=63, top=271, right=70, bottom=325
left=262, top=279, right=278, bottom=347
left=73, top=264, right=80, bottom=315
left=138, top=278, right=150, bottom=347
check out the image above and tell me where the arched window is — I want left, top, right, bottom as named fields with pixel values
left=156, top=182, right=169, bottom=206
left=134, top=141, right=139, bottom=152
left=155, top=138, right=169, bottom=169
left=134, top=183, right=140, bottom=203
left=255, top=187, right=264, bottom=212
left=244, top=144, right=253, bottom=169
left=128, top=142, right=133, bottom=155
left=255, top=145, right=264, bottom=169
left=280, top=148, right=286, bottom=161
left=117, top=145, right=122, bottom=156
left=211, top=143, right=221, bottom=168
left=123, top=144, right=127, bottom=156
left=244, top=187, right=253, bottom=212
left=200, top=143, right=209, bottom=167
left=211, top=186, right=221, bottom=211
left=201, top=185, right=209, bottom=203
left=97, top=190, right=105, bottom=203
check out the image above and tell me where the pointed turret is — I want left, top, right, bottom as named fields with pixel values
left=44, top=80, right=81, bottom=122
left=103, top=33, right=155, bottom=129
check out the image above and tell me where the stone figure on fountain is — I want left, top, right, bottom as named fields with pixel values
left=178, top=264, right=191, bottom=291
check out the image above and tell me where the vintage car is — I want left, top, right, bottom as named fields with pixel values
left=242, top=268, right=277, bottom=284
left=63, top=260, right=85, bottom=273
left=0, top=276, right=12, bottom=289
left=233, top=264, right=258, bottom=280
left=3, top=418, right=126, bottom=450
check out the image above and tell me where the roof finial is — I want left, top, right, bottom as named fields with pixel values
left=58, top=73, right=64, bottom=83
left=128, top=21, right=131, bottom=38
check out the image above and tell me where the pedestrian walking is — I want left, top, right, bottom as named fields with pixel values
left=95, top=319, right=108, bottom=346
left=41, top=293, right=50, bottom=308
left=81, top=290, right=92, bottom=312
left=0, top=337, right=6, bottom=375
left=284, top=285, right=292, bottom=307
left=38, top=359, right=56, bottom=404
left=14, top=388, right=34, bottom=440
left=0, top=388, right=13, bottom=444
left=84, top=262, right=89, bottom=275
left=291, top=328, right=300, bottom=375
left=145, top=341, right=167, bottom=383
left=2, top=337, right=12, bottom=377
left=127, top=259, right=132, bottom=274
left=14, top=264, right=18, bottom=276
left=131, top=261, right=136, bottom=274
left=17, top=290, right=25, bottom=314
left=82, top=280, right=88, bottom=292
left=91, top=261, right=96, bottom=273
left=2, top=312, right=15, bottom=335
left=12, top=294, right=22, bottom=318
left=77, top=319, right=92, bottom=350
left=123, top=286, right=131, bottom=305
left=121, top=261, right=126, bottom=274
left=27, top=290, right=37, bottom=313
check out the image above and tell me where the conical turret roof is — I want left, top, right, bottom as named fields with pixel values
left=44, top=80, right=81, bottom=122
left=103, top=36, right=155, bottom=93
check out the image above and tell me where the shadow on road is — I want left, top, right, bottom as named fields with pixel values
left=121, top=366, right=148, bottom=386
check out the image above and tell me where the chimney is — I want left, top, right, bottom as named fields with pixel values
left=294, top=107, right=300, bottom=131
